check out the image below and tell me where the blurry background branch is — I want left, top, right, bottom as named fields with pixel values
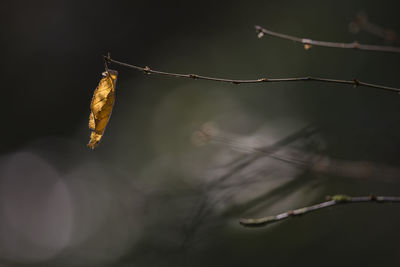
left=349, top=11, right=398, bottom=43
left=195, top=124, right=400, bottom=183
left=240, top=195, right=400, bottom=227
left=255, top=25, right=400, bottom=53
left=106, top=56, right=400, bottom=93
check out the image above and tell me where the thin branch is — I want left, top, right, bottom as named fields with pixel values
left=105, top=56, right=400, bottom=93
left=255, top=25, right=400, bottom=53
left=239, top=194, right=400, bottom=227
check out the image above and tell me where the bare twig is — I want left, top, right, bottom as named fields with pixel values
left=255, top=25, right=400, bottom=53
left=105, top=56, right=400, bottom=93
left=239, top=194, right=400, bottom=227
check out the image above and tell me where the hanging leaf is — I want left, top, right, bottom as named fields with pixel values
left=88, top=69, right=118, bottom=149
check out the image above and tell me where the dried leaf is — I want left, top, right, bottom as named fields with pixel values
left=88, top=69, right=118, bottom=149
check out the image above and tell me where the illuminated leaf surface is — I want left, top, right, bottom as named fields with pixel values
left=87, top=69, right=118, bottom=149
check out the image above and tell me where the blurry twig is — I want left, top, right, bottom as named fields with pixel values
left=349, top=12, right=398, bottom=42
left=105, top=55, right=400, bottom=93
left=239, top=194, right=400, bottom=227
left=255, top=25, right=400, bottom=53
left=194, top=125, right=400, bottom=183
left=193, top=124, right=311, bottom=167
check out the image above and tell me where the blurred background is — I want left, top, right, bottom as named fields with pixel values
left=2, top=0, right=400, bottom=266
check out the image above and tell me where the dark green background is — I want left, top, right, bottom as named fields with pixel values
left=1, top=0, right=400, bottom=266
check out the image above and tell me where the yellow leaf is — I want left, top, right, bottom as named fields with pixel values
left=87, top=69, right=118, bottom=149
